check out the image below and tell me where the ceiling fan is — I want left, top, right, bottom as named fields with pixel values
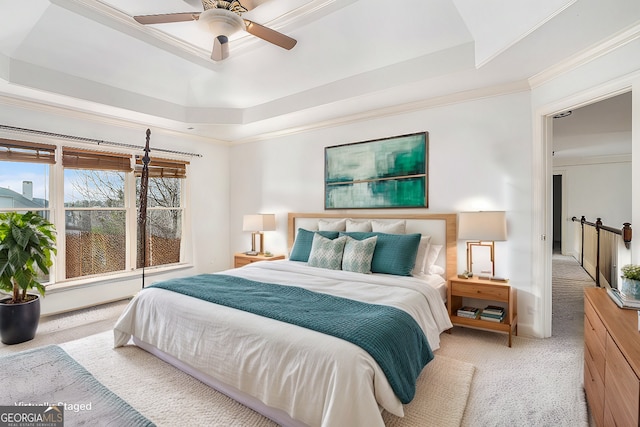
left=133, top=0, right=297, bottom=61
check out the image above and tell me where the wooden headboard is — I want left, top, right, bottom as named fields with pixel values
left=287, top=212, right=457, bottom=279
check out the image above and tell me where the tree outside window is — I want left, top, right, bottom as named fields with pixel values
left=135, top=156, right=187, bottom=269
left=64, top=169, right=127, bottom=279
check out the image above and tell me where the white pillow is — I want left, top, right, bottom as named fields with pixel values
left=424, top=244, right=443, bottom=275
left=346, top=219, right=372, bottom=232
left=429, top=264, right=446, bottom=275
left=411, top=235, right=432, bottom=277
left=371, top=220, right=406, bottom=234
left=318, top=219, right=346, bottom=231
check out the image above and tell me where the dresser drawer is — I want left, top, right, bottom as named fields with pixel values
left=450, top=282, right=509, bottom=301
left=604, top=334, right=640, bottom=427
left=584, top=315, right=605, bottom=380
left=584, top=355, right=604, bottom=427
left=584, top=299, right=607, bottom=349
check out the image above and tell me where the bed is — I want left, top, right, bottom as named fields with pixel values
left=114, top=213, right=457, bottom=427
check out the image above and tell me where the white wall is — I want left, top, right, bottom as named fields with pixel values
left=0, top=97, right=230, bottom=315
left=554, top=156, right=632, bottom=257
left=229, top=91, right=539, bottom=335
left=230, top=25, right=640, bottom=339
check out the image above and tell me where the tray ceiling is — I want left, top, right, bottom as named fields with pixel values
left=0, top=0, right=639, bottom=142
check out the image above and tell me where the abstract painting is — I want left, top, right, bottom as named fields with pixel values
left=325, top=132, right=428, bottom=209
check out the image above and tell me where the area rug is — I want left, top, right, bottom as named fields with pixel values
left=59, top=331, right=475, bottom=427
left=1, top=344, right=154, bottom=426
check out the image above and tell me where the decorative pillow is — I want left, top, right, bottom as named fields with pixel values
left=318, top=219, right=346, bottom=231
left=340, top=232, right=421, bottom=276
left=424, top=244, right=443, bottom=275
left=411, top=235, right=432, bottom=277
left=342, top=236, right=378, bottom=274
left=346, top=219, right=372, bottom=232
left=289, top=228, right=339, bottom=262
left=308, top=234, right=347, bottom=270
left=371, top=220, right=406, bottom=234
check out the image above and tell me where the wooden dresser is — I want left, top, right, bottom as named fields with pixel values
left=584, top=288, right=640, bottom=426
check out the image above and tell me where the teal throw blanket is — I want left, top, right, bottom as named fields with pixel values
left=149, top=274, right=433, bottom=403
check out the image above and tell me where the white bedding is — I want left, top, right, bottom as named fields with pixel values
left=114, top=260, right=452, bottom=427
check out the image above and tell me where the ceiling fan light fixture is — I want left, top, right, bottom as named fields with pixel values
left=197, top=8, right=245, bottom=37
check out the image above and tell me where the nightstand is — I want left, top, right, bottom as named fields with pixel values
left=447, top=276, right=518, bottom=347
left=234, top=253, right=285, bottom=268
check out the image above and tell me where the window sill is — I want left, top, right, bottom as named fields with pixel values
left=45, top=263, right=194, bottom=293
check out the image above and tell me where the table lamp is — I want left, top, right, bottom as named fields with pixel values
left=458, top=211, right=507, bottom=278
left=243, top=214, right=276, bottom=255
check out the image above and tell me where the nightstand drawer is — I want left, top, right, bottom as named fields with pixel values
left=235, top=257, right=253, bottom=268
left=450, top=281, right=509, bottom=301
left=234, top=253, right=285, bottom=268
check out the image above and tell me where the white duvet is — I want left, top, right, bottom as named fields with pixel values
left=114, top=260, right=452, bottom=427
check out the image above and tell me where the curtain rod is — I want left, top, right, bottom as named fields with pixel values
left=0, top=124, right=202, bottom=157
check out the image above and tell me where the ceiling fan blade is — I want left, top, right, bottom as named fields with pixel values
left=134, top=12, right=201, bottom=25
left=244, top=20, right=297, bottom=50
left=211, top=35, right=230, bottom=61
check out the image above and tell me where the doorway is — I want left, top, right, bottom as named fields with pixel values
left=543, top=90, right=633, bottom=337
left=553, top=174, right=562, bottom=254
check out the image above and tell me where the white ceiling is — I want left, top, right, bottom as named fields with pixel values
left=1, top=0, right=639, bottom=143
left=553, top=92, right=632, bottom=159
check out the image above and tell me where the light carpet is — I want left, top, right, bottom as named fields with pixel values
left=3, top=344, right=154, bottom=426
left=434, top=254, right=594, bottom=427
left=59, top=331, right=475, bottom=427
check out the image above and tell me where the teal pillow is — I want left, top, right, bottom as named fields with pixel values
left=290, top=229, right=339, bottom=262
left=308, top=234, right=347, bottom=270
left=342, top=236, right=378, bottom=274
left=340, top=232, right=421, bottom=276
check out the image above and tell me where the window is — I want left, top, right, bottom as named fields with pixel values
left=0, top=139, right=54, bottom=217
left=63, top=147, right=132, bottom=279
left=0, top=138, right=55, bottom=281
left=1, top=138, right=189, bottom=283
left=135, top=156, right=188, bottom=268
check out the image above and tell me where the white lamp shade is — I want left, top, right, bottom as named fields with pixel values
left=243, top=214, right=276, bottom=232
left=458, top=211, right=507, bottom=241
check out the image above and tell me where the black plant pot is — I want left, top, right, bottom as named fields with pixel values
left=0, top=295, right=41, bottom=345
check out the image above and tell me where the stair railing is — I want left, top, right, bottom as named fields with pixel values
left=570, top=216, right=632, bottom=288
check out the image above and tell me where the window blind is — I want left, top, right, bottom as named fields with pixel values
left=0, top=138, right=56, bottom=164
left=62, top=147, right=132, bottom=171
left=135, top=156, right=189, bottom=178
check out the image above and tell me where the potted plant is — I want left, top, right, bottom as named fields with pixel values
left=620, top=264, right=640, bottom=300
left=0, top=211, right=56, bottom=345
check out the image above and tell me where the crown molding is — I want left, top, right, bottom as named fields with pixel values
left=234, top=80, right=532, bottom=144
left=0, top=92, right=227, bottom=147
left=529, top=22, right=640, bottom=89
